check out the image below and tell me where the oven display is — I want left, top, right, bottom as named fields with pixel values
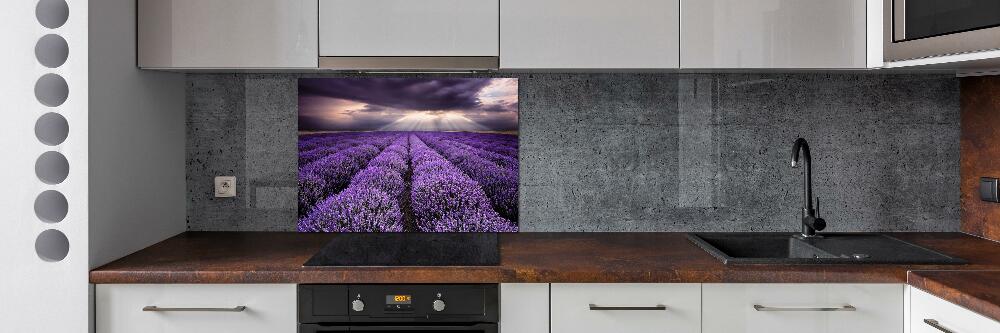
left=386, top=295, right=412, bottom=304
left=385, top=295, right=413, bottom=311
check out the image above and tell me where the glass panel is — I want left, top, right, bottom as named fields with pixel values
left=904, top=0, right=1000, bottom=40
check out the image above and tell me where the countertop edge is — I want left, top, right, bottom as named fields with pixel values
left=907, top=270, right=1000, bottom=323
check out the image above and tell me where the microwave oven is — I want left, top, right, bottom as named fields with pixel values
left=884, top=0, right=1000, bottom=62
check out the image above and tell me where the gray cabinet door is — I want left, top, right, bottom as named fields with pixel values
left=501, top=0, right=680, bottom=69
left=138, top=0, right=318, bottom=69
left=680, top=0, right=868, bottom=69
left=319, top=0, right=500, bottom=57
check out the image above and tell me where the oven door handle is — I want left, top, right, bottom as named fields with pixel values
left=347, top=323, right=497, bottom=332
left=300, top=326, right=349, bottom=333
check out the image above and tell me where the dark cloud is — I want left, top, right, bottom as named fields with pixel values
left=354, top=104, right=387, bottom=112
left=299, top=78, right=493, bottom=111
left=478, top=100, right=518, bottom=113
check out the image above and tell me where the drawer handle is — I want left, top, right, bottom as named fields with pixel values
left=923, top=319, right=955, bottom=333
left=589, top=304, right=667, bottom=311
left=753, top=304, right=856, bottom=312
left=142, top=306, right=247, bottom=312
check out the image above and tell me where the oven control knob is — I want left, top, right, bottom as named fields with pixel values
left=351, top=299, right=365, bottom=312
left=432, top=299, right=446, bottom=312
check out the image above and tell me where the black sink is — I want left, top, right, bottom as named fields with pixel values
left=687, top=233, right=966, bottom=265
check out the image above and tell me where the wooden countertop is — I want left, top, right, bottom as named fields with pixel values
left=908, top=270, right=1000, bottom=322
left=89, top=232, right=1000, bottom=320
left=91, top=232, right=1000, bottom=284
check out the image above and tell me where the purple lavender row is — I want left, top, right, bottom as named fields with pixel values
left=431, top=134, right=518, bottom=179
left=438, top=136, right=518, bottom=172
left=409, top=135, right=516, bottom=232
left=299, top=140, right=364, bottom=166
left=437, top=132, right=518, bottom=151
left=432, top=132, right=518, bottom=150
left=425, top=133, right=518, bottom=213
left=417, top=133, right=518, bottom=222
left=298, top=141, right=389, bottom=217
left=465, top=145, right=517, bottom=166
left=299, top=136, right=387, bottom=165
left=298, top=133, right=401, bottom=167
left=299, top=132, right=395, bottom=152
left=300, top=133, right=396, bottom=154
left=298, top=132, right=357, bottom=151
left=298, top=135, right=410, bottom=232
left=434, top=132, right=518, bottom=162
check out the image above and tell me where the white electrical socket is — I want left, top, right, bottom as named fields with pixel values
left=214, top=176, right=236, bottom=198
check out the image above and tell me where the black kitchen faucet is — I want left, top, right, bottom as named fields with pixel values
left=791, top=138, right=826, bottom=238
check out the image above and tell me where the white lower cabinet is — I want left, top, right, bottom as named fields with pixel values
left=500, top=283, right=549, bottom=333
left=551, top=283, right=701, bottom=333
left=910, top=287, right=1000, bottom=333
left=95, top=282, right=999, bottom=333
left=96, top=284, right=297, bottom=333
left=702, top=283, right=904, bottom=333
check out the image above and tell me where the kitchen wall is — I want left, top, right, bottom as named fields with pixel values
left=960, top=76, right=1000, bottom=242
left=186, top=73, right=960, bottom=232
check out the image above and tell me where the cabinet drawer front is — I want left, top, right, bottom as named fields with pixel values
left=96, top=284, right=296, bottom=333
left=500, top=0, right=680, bottom=69
left=551, top=283, right=700, bottom=333
left=910, top=287, right=1000, bottom=333
left=319, top=0, right=499, bottom=57
left=702, top=283, right=903, bottom=333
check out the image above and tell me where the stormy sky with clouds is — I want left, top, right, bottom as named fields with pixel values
left=298, top=78, right=518, bottom=133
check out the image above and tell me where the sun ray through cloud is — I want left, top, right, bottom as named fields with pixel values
left=378, top=112, right=488, bottom=131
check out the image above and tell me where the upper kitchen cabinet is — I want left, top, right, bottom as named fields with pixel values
left=501, top=0, right=680, bottom=69
left=318, top=0, right=500, bottom=70
left=681, top=0, right=879, bottom=69
left=138, top=0, right=318, bottom=69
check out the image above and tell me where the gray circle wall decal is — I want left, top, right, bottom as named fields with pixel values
left=35, top=151, right=69, bottom=184
left=36, top=0, right=69, bottom=29
left=35, top=229, right=69, bottom=262
left=35, top=34, right=69, bottom=68
left=34, top=73, right=69, bottom=107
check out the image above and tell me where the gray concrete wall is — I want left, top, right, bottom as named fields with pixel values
left=186, top=73, right=960, bottom=232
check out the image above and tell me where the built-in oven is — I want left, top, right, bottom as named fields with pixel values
left=884, top=0, right=1000, bottom=61
left=299, top=284, right=498, bottom=333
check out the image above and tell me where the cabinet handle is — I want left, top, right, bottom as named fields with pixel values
left=923, top=319, right=955, bottom=333
left=142, top=306, right=247, bottom=312
left=753, top=304, right=856, bottom=312
left=589, top=304, right=667, bottom=311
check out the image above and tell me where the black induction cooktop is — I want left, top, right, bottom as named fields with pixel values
left=303, top=233, right=500, bottom=266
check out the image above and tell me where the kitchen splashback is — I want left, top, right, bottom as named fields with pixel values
left=186, top=73, right=960, bottom=232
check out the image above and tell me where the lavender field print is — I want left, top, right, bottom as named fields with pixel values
left=297, top=78, right=519, bottom=232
